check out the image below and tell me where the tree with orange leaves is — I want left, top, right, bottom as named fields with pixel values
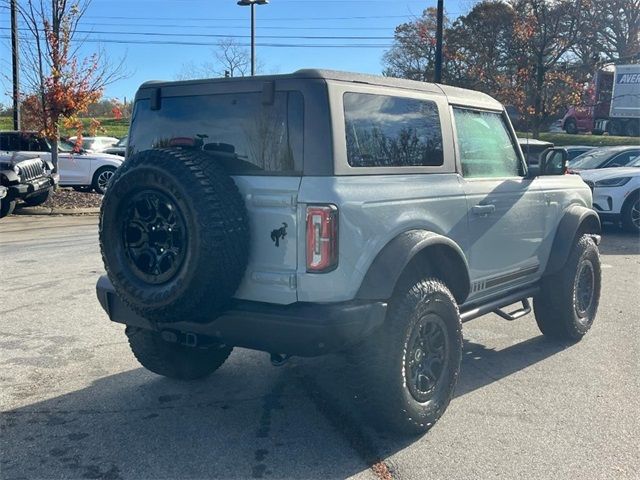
left=10, top=0, right=124, bottom=171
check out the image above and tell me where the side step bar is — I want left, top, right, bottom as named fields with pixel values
left=460, top=286, right=539, bottom=323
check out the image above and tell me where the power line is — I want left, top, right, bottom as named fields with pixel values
left=0, top=35, right=392, bottom=48
left=0, top=26, right=394, bottom=40
left=80, top=14, right=415, bottom=21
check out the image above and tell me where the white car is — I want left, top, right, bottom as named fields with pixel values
left=68, top=136, right=119, bottom=153
left=0, top=131, right=123, bottom=194
left=579, top=158, right=640, bottom=232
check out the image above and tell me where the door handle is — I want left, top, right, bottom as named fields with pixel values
left=472, top=204, right=496, bottom=216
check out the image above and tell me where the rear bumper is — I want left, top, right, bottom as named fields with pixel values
left=96, top=275, right=387, bottom=356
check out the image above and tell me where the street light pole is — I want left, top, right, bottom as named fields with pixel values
left=237, top=0, right=268, bottom=76
left=250, top=3, right=255, bottom=76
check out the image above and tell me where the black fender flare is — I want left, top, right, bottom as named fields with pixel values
left=356, top=230, right=471, bottom=305
left=0, top=171, right=20, bottom=184
left=544, top=204, right=601, bottom=276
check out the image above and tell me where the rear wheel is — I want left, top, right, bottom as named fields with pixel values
left=533, top=235, right=601, bottom=340
left=349, top=278, right=462, bottom=435
left=624, top=120, right=639, bottom=138
left=0, top=198, right=16, bottom=218
left=607, top=120, right=622, bottom=136
left=92, top=166, right=117, bottom=194
left=23, top=187, right=53, bottom=207
left=126, top=327, right=233, bottom=380
left=564, top=118, right=578, bottom=134
left=621, top=193, right=640, bottom=234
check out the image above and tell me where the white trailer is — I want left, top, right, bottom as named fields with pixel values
left=595, top=64, right=640, bottom=137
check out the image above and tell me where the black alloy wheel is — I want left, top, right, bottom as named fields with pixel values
left=122, top=189, right=188, bottom=285
left=405, top=314, right=450, bottom=403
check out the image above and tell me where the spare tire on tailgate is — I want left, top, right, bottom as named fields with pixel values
left=99, top=148, right=250, bottom=322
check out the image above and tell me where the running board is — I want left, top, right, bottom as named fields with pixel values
left=493, top=298, right=531, bottom=321
left=460, top=286, right=539, bottom=323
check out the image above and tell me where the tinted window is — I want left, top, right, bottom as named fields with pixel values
left=129, top=91, right=304, bottom=174
left=454, top=109, right=522, bottom=178
left=606, top=150, right=640, bottom=167
left=344, top=93, right=443, bottom=167
left=18, top=133, right=48, bottom=152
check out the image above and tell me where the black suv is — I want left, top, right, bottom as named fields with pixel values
left=0, top=152, right=59, bottom=218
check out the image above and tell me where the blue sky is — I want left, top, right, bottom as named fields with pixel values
left=1, top=0, right=472, bottom=105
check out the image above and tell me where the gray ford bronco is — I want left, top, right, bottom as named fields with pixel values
left=97, top=70, right=601, bottom=435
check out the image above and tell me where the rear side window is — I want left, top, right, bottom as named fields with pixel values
left=454, top=108, right=523, bottom=178
left=128, top=91, right=304, bottom=174
left=0, top=133, right=20, bottom=151
left=18, top=133, right=48, bottom=152
left=344, top=93, right=443, bottom=168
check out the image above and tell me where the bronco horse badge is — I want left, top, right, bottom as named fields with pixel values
left=270, top=223, right=288, bottom=247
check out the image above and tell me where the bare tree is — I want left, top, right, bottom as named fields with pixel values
left=175, top=39, right=255, bottom=80
left=579, top=0, right=640, bottom=64
left=5, top=0, right=125, bottom=171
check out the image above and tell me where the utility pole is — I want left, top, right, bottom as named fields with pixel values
left=434, top=0, right=444, bottom=84
left=11, top=0, right=20, bottom=130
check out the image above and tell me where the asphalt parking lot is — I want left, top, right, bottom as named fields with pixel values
left=1, top=215, right=639, bottom=480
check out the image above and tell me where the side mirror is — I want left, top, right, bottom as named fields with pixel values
left=539, top=147, right=568, bottom=176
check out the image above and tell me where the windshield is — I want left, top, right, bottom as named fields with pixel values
left=629, top=157, right=640, bottom=167
left=116, top=136, right=128, bottom=147
left=46, top=138, right=77, bottom=152
left=570, top=149, right=616, bottom=169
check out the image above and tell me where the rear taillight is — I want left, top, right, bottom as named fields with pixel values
left=306, top=205, right=338, bottom=273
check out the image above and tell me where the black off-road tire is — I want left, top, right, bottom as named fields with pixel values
left=100, top=148, right=249, bottom=323
left=126, top=327, right=233, bottom=380
left=23, top=187, right=53, bottom=207
left=533, top=235, right=601, bottom=341
left=621, top=193, right=640, bottom=234
left=624, top=119, right=639, bottom=138
left=0, top=198, right=16, bottom=218
left=564, top=118, right=578, bottom=134
left=607, top=120, right=622, bottom=137
left=92, top=166, right=117, bottom=194
left=349, top=278, right=462, bottom=436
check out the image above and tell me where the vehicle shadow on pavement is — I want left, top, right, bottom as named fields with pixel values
left=598, top=225, right=640, bottom=256
left=1, top=335, right=570, bottom=480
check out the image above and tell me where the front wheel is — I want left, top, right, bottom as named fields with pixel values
left=533, top=235, right=601, bottom=340
left=0, top=198, right=16, bottom=218
left=621, top=193, right=640, bottom=234
left=92, top=166, right=117, bottom=194
left=349, top=278, right=462, bottom=435
left=126, top=327, right=233, bottom=380
left=23, top=187, right=53, bottom=207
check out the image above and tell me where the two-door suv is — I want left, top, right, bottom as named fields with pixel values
left=97, top=70, right=602, bottom=435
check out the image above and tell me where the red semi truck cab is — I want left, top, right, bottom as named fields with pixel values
left=561, top=71, right=613, bottom=134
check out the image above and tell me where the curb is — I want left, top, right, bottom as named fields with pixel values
left=15, top=206, right=100, bottom=216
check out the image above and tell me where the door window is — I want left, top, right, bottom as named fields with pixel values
left=454, top=108, right=523, bottom=178
left=606, top=150, right=639, bottom=167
